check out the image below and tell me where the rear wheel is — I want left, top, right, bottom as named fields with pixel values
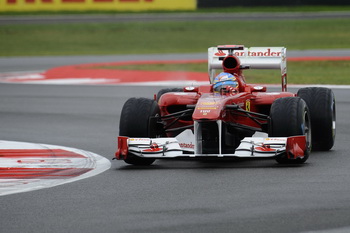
left=269, top=97, right=311, bottom=164
left=297, top=87, right=336, bottom=151
left=119, top=98, right=161, bottom=165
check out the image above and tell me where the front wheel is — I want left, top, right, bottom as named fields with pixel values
left=297, top=87, right=336, bottom=151
left=269, top=97, right=311, bottom=164
left=119, top=98, right=161, bottom=165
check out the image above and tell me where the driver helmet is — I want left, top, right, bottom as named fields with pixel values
left=213, top=72, right=239, bottom=92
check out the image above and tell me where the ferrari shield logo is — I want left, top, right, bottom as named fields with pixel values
left=246, top=100, right=251, bottom=112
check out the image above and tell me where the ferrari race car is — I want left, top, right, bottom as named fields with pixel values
left=115, top=45, right=336, bottom=165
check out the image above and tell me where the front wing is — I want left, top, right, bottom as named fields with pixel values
left=116, top=135, right=307, bottom=160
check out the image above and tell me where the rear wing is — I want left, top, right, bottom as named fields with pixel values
left=208, top=45, right=287, bottom=91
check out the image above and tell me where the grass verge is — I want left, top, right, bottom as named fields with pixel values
left=1, top=18, right=350, bottom=56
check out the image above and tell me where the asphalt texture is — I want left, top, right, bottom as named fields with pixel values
left=0, top=62, right=350, bottom=233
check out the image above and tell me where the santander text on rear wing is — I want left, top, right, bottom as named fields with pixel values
left=208, top=45, right=287, bottom=91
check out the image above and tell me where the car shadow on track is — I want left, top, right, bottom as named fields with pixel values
left=115, top=158, right=309, bottom=170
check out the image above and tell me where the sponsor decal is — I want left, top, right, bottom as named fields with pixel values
left=179, top=142, right=194, bottom=149
left=255, top=146, right=276, bottom=152
left=200, top=101, right=216, bottom=106
left=214, top=50, right=226, bottom=56
left=142, top=148, right=162, bottom=152
left=215, top=48, right=282, bottom=57
left=129, top=138, right=149, bottom=142
left=265, top=138, right=286, bottom=142
left=5, top=0, right=153, bottom=4
left=0, top=0, right=196, bottom=12
left=200, top=109, right=211, bottom=115
left=197, top=107, right=217, bottom=110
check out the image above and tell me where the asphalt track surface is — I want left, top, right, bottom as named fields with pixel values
left=0, top=51, right=350, bottom=233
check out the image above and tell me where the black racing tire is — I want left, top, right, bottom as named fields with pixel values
left=119, top=97, right=160, bottom=165
left=269, top=97, right=311, bottom=164
left=297, top=87, right=336, bottom=151
left=156, top=88, right=183, bottom=102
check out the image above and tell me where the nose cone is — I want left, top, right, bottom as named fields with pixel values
left=192, top=95, right=224, bottom=121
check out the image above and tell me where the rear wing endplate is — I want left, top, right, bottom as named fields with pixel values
left=208, top=46, right=287, bottom=91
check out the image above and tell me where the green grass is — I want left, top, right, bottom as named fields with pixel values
left=97, top=60, right=350, bottom=85
left=1, top=18, right=350, bottom=56
left=1, top=5, right=350, bottom=15
left=247, top=60, right=350, bottom=84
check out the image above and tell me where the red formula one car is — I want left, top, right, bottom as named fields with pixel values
left=115, top=45, right=336, bottom=165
